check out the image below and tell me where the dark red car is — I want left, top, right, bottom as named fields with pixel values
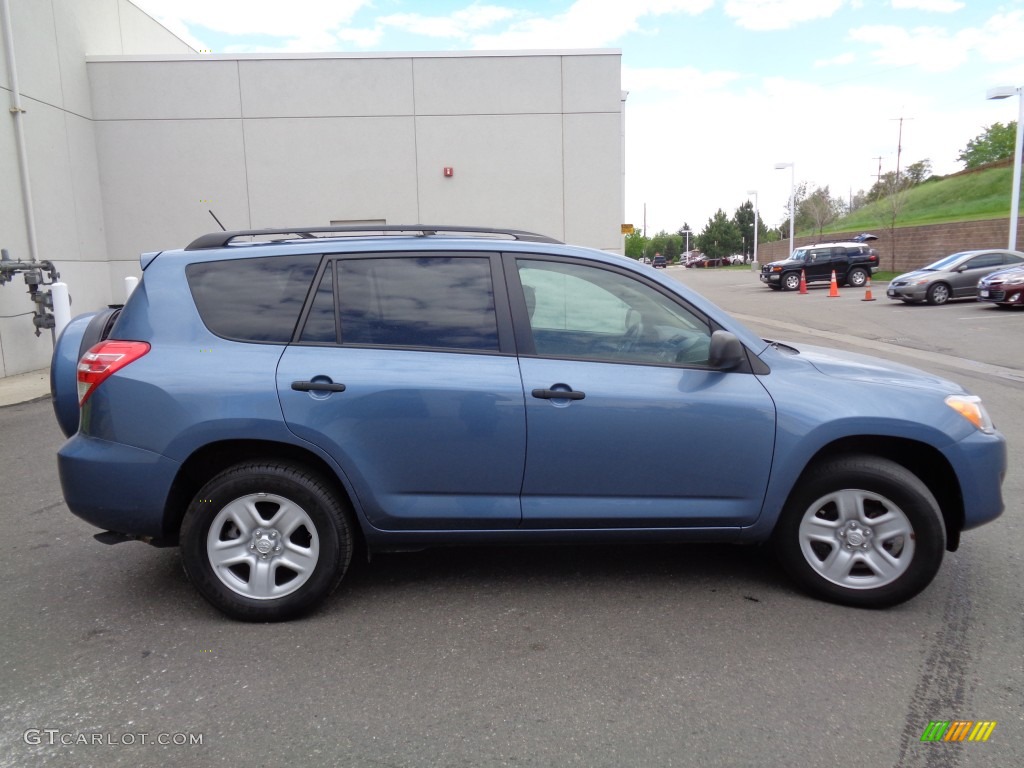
left=977, top=262, right=1024, bottom=308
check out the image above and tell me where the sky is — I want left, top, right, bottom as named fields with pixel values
left=131, top=0, right=1024, bottom=237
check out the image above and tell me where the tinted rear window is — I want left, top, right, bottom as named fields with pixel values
left=187, top=253, right=321, bottom=342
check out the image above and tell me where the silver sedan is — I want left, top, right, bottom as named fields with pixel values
left=887, top=249, right=1024, bottom=305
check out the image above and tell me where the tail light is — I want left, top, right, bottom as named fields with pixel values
left=77, top=340, right=150, bottom=405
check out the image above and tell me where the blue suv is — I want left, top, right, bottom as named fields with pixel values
left=51, top=225, right=1006, bottom=621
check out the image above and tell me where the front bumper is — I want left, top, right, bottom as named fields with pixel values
left=760, top=272, right=780, bottom=283
left=978, top=285, right=1024, bottom=304
left=58, top=434, right=181, bottom=539
left=886, top=283, right=927, bottom=301
left=946, top=427, right=1007, bottom=531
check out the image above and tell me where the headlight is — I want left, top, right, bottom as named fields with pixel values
left=910, top=277, right=931, bottom=285
left=945, top=395, right=995, bottom=434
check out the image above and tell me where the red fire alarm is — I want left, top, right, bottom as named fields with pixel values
left=443, top=167, right=454, bottom=177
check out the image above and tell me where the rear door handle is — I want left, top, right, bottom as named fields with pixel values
left=531, top=388, right=585, bottom=401
left=291, top=380, right=346, bottom=393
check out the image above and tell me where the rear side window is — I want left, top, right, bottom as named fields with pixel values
left=187, top=253, right=321, bottom=342
left=335, top=256, right=498, bottom=351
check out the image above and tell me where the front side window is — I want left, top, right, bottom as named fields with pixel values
left=517, top=260, right=712, bottom=366
left=336, top=256, right=499, bottom=351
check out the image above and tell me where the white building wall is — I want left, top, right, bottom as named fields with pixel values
left=0, top=0, right=193, bottom=378
left=2, top=6, right=621, bottom=381
left=88, top=50, right=623, bottom=276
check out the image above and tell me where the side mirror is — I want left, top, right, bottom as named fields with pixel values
left=708, top=330, right=745, bottom=371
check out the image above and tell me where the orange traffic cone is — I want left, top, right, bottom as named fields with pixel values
left=799, top=269, right=808, bottom=294
left=862, top=276, right=876, bottom=302
left=827, top=269, right=840, bottom=297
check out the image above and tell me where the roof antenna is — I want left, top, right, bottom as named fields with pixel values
left=208, top=210, right=227, bottom=231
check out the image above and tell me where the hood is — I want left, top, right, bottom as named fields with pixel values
left=789, top=343, right=964, bottom=394
left=891, top=269, right=934, bottom=282
left=764, top=258, right=796, bottom=268
left=981, top=264, right=1024, bottom=283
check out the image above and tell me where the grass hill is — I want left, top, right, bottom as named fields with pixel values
left=818, top=163, right=1015, bottom=236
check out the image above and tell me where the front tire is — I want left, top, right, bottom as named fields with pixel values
left=773, top=455, right=945, bottom=608
left=782, top=272, right=801, bottom=291
left=181, top=462, right=353, bottom=621
left=926, top=282, right=950, bottom=305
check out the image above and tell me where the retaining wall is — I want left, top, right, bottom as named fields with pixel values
left=755, top=216, right=1024, bottom=273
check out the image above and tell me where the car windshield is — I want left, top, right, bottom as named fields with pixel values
left=790, top=249, right=808, bottom=262
left=922, top=252, right=971, bottom=271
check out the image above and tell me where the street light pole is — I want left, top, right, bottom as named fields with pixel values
left=681, top=228, right=692, bottom=257
left=987, top=86, right=1023, bottom=250
left=775, top=162, right=795, bottom=257
left=747, top=189, right=759, bottom=268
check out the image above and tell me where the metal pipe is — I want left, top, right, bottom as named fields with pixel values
left=1, top=0, right=40, bottom=262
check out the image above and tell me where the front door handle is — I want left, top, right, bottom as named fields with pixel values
left=291, top=380, right=346, bottom=393
left=532, top=388, right=585, bottom=401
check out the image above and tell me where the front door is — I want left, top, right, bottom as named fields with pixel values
left=511, top=258, right=777, bottom=529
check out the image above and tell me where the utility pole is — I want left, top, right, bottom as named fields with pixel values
left=888, top=115, right=914, bottom=270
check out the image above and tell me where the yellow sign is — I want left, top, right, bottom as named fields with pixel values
left=621, top=224, right=635, bottom=234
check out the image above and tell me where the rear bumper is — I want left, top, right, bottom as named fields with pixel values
left=58, top=434, right=180, bottom=539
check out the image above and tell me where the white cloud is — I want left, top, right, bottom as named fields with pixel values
left=850, top=11, right=1024, bottom=73
left=378, top=4, right=520, bottom=40
left=469, top=0, right=713, bottom=50
left=891, top=0, right=964, bottom=12
left=130, top=0, right=369, bottom=45
left=723, top=0, right=846, bottom=31
left=814, top=52, right=856, bottom=68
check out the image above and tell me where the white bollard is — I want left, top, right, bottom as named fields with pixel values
left=51, top=281, right=71, bottom=338
left=124, top=275, right=139, bottom=300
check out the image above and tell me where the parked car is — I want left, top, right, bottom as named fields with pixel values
left=760, top=236, right=879, bottom=291
left=52, top=225, right=1006, bottom=621
left=886, top=250, right=1024, bottom=305
left=976, top=262, right=1024, bottom=308
left=652, top=254, right=667, bottom=268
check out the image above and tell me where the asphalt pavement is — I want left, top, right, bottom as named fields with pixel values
left=1, top=269, right=1021, bottom=768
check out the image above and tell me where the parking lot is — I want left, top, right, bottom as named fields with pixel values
left=1, top=267, right=1021, bottom=768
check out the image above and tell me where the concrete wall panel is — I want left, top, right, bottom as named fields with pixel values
left=95, top=119, right=251, bottom=257
left=239, top=58, right=414, bottom=118
left=562, top=54, right=621, bottom=114
left=414, top=56, right=561, bottom=116
left=563, top=113, right=623, bottom=250
left=0, top=315, right=52, bottom=376
left=4, top=0, right=62, bottom=106
left=117, top=0, right=193, bottom=55
left=23, top=99, right=78, bottom=263
left=65, top=113, right=108, bottom=261
left=243, top=116, right=419, bottom=226
left=416, top=114, right=564, bottom=239
left=89, top=61, right=241, bottom=119
left=53, top=0, right=123, bottom=118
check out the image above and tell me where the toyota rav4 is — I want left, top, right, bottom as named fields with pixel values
left=52, top=225, right=1005, bottom=621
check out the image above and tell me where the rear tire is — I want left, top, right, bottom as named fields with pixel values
left=846, top=268, right=868, bottom=288
left=181, top=462, right=353, bottom=621
left=773, top=455, right=945, bottom=608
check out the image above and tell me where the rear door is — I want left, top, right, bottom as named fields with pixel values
left=509, top=256, right=776, bottom=529
left=277, top=253, right=526, bottom=530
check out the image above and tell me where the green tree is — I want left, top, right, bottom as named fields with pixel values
left=624, top=231, right=648, bottom=260
left=799, top=186, right=842, bottom=238
left=732, top=201, right=755, bottom=260
left=695, top=209, right=741, bottom=259
left=958, top=122, right=1017, bottom=169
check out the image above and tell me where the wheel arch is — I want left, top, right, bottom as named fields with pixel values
left=789, top=436, right=963, bottom=551
left=162, top=439, right=365, bottom=549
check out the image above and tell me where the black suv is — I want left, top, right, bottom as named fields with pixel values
left=760, top=235, right=879, bottom=291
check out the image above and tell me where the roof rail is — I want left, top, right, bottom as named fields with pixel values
left=184, top=225, right=563, bottom=251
